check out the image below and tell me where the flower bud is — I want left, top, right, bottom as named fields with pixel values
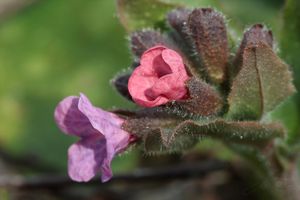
left=128, top=45, right=190, bottom=107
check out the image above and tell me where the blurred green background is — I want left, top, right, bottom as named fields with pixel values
left=0, top=0, right=135, bottom=172
left=0, top=0, right=295, bottom=174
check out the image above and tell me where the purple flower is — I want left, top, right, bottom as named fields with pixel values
left=54, top=93, right=133, bottom=182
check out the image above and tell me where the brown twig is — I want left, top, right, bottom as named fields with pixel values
left=0, top=160, right=229, bottom=190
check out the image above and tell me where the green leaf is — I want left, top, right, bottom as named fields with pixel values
left=143, top=128, right=167, bottom=154
left=174, top=77, right=223, bottom=116
left=124, top=116, right=285, bottom=155
left=227, top=43, right=295, bottom=120
left=117, top=0, right=180, bottom=32
left=143, top=127, right=198, bottom=155
left=123, top=117, right=198, bottom=155
left=232, top=24, right=273, bottom=77
left=175, top=120, right=285, bottom=148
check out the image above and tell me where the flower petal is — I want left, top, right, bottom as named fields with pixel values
left=128, top=66, right=170, bottom=107
left=162, top=48, right=187, bottom=74
left=77, top=93, right=124, bottom=132
left=54, top=96, right=97, bottom=137
left=152, top=54, right=172, bottom=77
left=100, top=138, right=133, bottom=182
left=77, top=93, right=132, bottom=151
left=100, top=143, right=114, bottom=182
left=128, top=66, right=158, bottom=103
left=77, top=94, right=132, bottom=163
left=56, top=94, right=134, bottom=183
left=140, top=45, right=165, bottom=67
left=147, top=72, right=188, bottom=100
left=68, top=135, right=106, bottom=182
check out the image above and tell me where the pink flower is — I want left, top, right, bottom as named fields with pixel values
left=128, top=45, right=190, bottom=107
left=54, top=93, right=134, bottom=182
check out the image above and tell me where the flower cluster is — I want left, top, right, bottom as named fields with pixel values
left=54, top=45, right=189, bottom=182
left=54, top=6, right=294, bottom=183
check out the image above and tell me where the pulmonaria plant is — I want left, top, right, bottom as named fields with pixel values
left=55, top=1, right=297, bottom=198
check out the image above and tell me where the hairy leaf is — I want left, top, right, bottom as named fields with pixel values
left=123, top=116, right=284, bottom=155
left=143, top=127, right=198, bottom=155
left=117, top=0, right=180, bottom=32
left=233, top=24, right=273, bottom=76
left=239, top=24, right=273, bottom=51
left=123, top=117, right=197, bottom=154
left=174, top=120, right=285, bottom=148
left=143, top=128, right=167, bottom=154
left=228, top=43, right=295, bottom=120
left=187, top=8, right=229, bottom=83
left=123, top=117, right=178, bottom=137
left=174, top=78, right=223, bottom=116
